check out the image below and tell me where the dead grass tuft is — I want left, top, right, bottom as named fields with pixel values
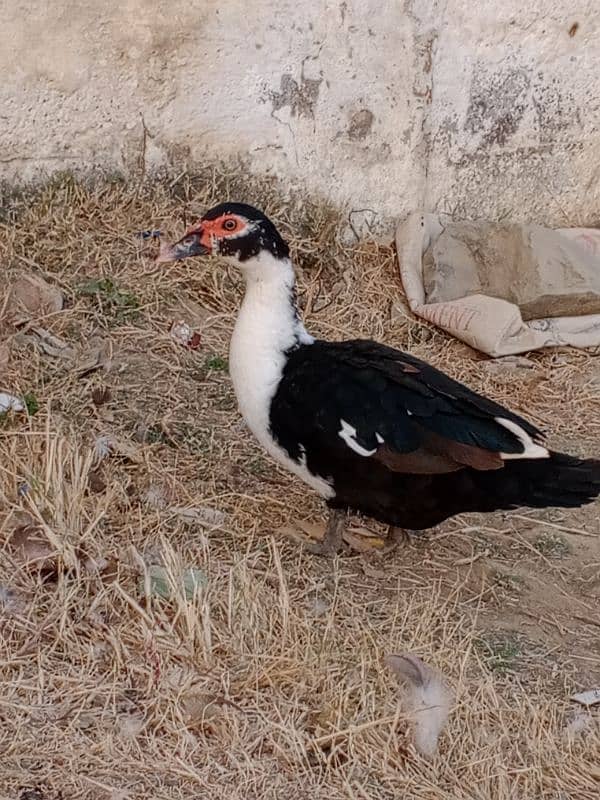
left=0, top=172, right=599, bottom=799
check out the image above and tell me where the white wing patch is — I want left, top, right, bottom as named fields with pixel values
left=339, top=419, right=381, bottom=457
left=496, top=417, right=549, bottom=460
left=298, top=443, right=307, bottom=467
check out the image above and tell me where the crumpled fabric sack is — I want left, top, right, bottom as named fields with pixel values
left=396, top=212, right=600, bottom=356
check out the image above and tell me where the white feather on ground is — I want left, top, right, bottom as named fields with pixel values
left=385, top=652, right=454, bottom=758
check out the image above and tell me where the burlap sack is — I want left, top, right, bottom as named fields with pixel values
left=396, top=212, right=600, bottom=357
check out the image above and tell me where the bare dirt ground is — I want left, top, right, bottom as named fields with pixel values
left=0, top=174, right=599, bottom=799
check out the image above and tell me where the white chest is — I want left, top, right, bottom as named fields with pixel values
left=228, top=262, right=334, bottom=499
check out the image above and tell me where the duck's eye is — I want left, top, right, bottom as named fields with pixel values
left=223, top=218, right=237, bottom=232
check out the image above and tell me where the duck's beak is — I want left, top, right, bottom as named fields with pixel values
left=156, top=227, right=211, bottom=263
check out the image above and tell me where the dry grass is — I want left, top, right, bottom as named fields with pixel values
left=0, top=172, right=599, bottom=799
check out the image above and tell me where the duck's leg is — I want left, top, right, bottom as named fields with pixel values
left=388, top=525, right=407, bottom=544
left=387, top=525, right=427, bottom=544
left=304, top=508, right=346, bottom=556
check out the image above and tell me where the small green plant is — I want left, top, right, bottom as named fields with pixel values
left=206, top=355, right=228, bottom=372
left=246, top=456, right=269, bottom=476
left=24, top=392, right=40, bottom=416
left=533, top=532, right=570, bottom=559
left=493, top=571, right=525, bottom=592
left=144, top=426, right=169, bottom=446
left=476, top=633, right=521, bottom=674
left=78, top=277, right=140, bottom=320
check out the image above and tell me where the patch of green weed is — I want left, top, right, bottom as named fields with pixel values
left=476, top=632, right=522, bottom=674
left=206, top=355, right=228, bottom=372
left=533, top=532, right=570, bottom=559
left=23, top=392, right=39, bottom=416
left=78, top=277, right=140, bottom=321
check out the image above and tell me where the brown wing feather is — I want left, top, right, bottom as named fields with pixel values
left=425, top=430, right=504, bottom=471
left=375, top=445, right=461, bottom=474
left=375, top=429, right=504, bottom=474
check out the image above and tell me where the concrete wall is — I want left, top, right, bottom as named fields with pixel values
left=1, top=1, right=599, bottom=232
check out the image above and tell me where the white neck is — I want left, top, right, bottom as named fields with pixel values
left=228, top=251, right=312, bottom=446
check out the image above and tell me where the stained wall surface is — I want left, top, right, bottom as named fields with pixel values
left=1, top=2, right=598, bottom=230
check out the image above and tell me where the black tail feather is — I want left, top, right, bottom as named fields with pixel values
left=333, top=449, right=600, bottom=530
left=402, top=451, right=599, bottom=528
left=518, top=451, right=600, bottom=509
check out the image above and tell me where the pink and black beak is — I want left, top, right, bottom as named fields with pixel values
left=156, top=225, right=211, bottom=263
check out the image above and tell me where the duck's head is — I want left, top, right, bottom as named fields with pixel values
left=156, top=202, right=290, bottom=268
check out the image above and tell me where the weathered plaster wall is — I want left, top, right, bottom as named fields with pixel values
left=1, top=1, right=598, bottom=231
left=423, top=3, right=600, bottom=225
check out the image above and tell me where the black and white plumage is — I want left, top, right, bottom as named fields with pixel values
left=159, top=203, right=600, bottom=554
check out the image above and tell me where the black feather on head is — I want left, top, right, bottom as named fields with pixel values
left=201, top=202, right=289, bottom=262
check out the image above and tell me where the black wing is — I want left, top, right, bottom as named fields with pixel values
left=270, top=339, right=545, bottom=475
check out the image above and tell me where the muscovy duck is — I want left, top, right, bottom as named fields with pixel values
left=158, top=203, right=600, bottom=554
